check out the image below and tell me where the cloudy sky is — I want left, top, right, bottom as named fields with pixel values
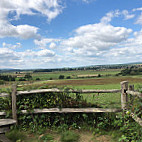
left=0, top=0, right=142, bottom=69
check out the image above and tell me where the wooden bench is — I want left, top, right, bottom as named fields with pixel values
left=0, top=119, right=16, bottom=142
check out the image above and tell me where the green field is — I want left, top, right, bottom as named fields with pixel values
left=1, top=69, right=142, bottom=142
left=1, top=69, right=142, bottom=109
left=31, top=69, right=121, bottom=80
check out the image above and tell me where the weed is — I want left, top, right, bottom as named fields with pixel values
left=6, top=129, right=26, bottom=142
left=60, top=131, right=80, bottom=142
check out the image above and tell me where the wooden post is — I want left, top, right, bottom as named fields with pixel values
left=129, top=84, right=135, bottom=107
left=11, top=84, right=17, bottom=124
left=121, top=81, right=128, bottom=110
left=129, top=85, right=134, bottom=91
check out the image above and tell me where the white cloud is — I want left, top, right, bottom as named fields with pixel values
left=135, top=13, right=142, bottom=25
left=101, top=10, right=135, bottom=24
left=101, top=30, right=142, bottom=63
left=0, top=46, right=57, bottom=68
left=0, top=23, right=39, bottom=39
left=59, top=29, right=142, bottom=65
left=82, top=0, right=95, bottom=3
left=62, top=23, right=132, bottom=53
left=122, top=10, right=135, bottom=20
left=37, top=49, right=55, bottom=57
left=34, top=38, right=61, bottom=49
left=0, top=47, right=23, bottom=68
left=2, top=42, right=22, bottom=49
left=133, top=7, right=142, bottom=12
left=49, top=42, right=57, bottom=49
left=101, top=10, right=120, bottom=24
left=0, top=0, right=63, bottom=39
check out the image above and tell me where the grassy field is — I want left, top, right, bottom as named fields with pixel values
left=31, top=69, right=121, bottom=80
left=1, top=69, right=142, bottom=109
left=1, top=69, right=142, bottom=142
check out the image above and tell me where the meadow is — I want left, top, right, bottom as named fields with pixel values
left=0, top=68, right=142, bottom=142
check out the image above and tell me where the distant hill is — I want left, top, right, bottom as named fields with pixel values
left=1, top=62, right=142, bottom=73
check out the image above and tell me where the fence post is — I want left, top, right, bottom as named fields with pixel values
left=129, top=85, right=134, bottom=91
left=129, top=84, right=134, bottom=105
left=12, top=84, right=17, bottom=124
left=121, top=81, right=128, bottom=110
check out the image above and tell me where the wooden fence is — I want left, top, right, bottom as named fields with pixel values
left=0, top=81, right=142, bottom=126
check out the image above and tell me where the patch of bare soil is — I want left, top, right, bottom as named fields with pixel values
left=95, top=135, right=112, bottom=142
left=43, top=76, right=142, bottom=86
left=79, top=131, right=94, bottom=142
left=79, top=132, right=112, bottom=142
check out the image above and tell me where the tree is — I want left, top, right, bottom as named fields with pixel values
left=59, top=75, right=64, bottom=79
left=66, top=76, right=71, bottom=79
left=24, top=73, right=32, bottom=80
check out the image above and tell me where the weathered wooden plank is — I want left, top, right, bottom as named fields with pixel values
left=0, top=119, right=16, bottom=127
left=0, top=93, right=9, bottom=97
left=20, top=108, right=122, bottom=114
left=129, top=85, right=135, bottom=104
left=17, top=88, right=121, bottom=95
left=11, top=84, right=17, bottom=124
left=0, top=112, right=6, bottom=116
left=0, top=134, right=12, bottom=142
left=130, top=112, right=142, bottom=126
left=126, top=90, right=142, bottom=98
left=121, top=81, right=128, bottom=110
left=0, top=126, right=9, bottom=134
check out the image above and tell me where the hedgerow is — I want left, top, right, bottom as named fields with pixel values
left=0, top=86, right=142, bottom=141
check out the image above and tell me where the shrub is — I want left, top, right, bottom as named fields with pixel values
left=59, top=75, right=64, bottom=79
left=60, top=131, right=79, bottom=142
left=0, top=80, right=4, bottom=85
left=40, top=134, right=54, bottom=141
left=19, top=78, right=26, bottom=81
left=66, top=76, right=71, bottom=79
left=6, top=130, right=26, bottom=142
left=36, top=78, right=40, bottom=81
left=24, top=73, right=32, bottom=80
left=98, top=74, right=101, bottom=77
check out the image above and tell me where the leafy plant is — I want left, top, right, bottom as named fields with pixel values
left=6, top=129, right=26, bottom=142
left=60, top=131, right=79, bottom=142
left=40, top=134, right=54, bottom=142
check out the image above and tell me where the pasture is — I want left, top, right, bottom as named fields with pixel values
left=1, top=69, right=142, bottom=109
left=0, top=69, right=142, bottom=142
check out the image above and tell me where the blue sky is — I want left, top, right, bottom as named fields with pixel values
left=0, top=0, right=142, bottom=69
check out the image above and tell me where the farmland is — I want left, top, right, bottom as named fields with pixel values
left=0, top=67, right=142, bottom=142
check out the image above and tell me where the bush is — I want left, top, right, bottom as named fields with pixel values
left=24, top=73, right=32, bottom=80
left=66, top=76, right=71, bottom=79
left=98, top=74, right=101, bottom=77
left=36, top=78, right=40, bottom=81
left=0, top=80, right=4, bottom=85
left=60, top=131, right=79, bottom=142
left=6, top=130, right=26, bottom=142
left=59, top=75, right=64, bottom=79
left=19, top=78, right=26, bottom=81
left=40, top=134, right=54, bottom=141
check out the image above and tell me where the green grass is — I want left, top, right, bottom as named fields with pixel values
left=26, top=69, right=121, bottom=81
left=60, top=131, right=80, bottom=142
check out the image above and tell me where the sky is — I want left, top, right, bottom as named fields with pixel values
left=0, top=0, right=142, bottom=69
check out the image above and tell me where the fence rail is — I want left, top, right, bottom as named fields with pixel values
left=121, top=81, right=142, bottom=126
left=0, top=81, right=142, bottom=127
left=0, top=89, right=121, bottom=97
left=126, top=90, right=142, bottom=98
left=20, top=108, right=122, bottom=114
